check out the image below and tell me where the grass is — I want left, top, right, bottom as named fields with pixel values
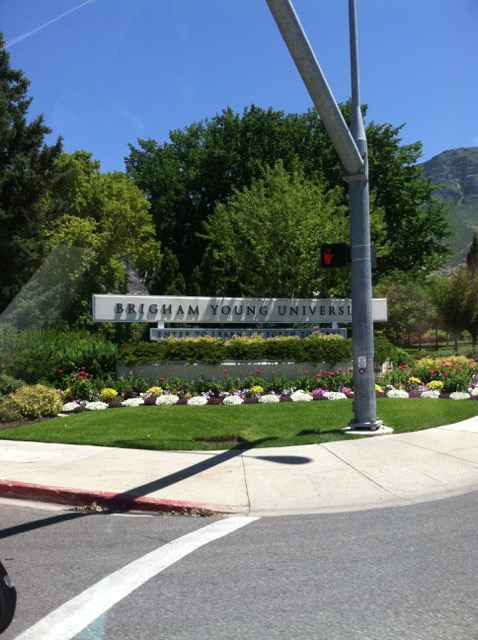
left=1, top=399, right=477, bottom=451
left=403, top=336, right=475, bottom=358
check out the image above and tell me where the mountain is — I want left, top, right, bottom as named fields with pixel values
left=421, top=147, right=478, bottom=267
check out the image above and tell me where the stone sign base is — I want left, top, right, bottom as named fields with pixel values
left=116, top=360, right=354, bottom=384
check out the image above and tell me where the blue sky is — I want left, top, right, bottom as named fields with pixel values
left=2, top=0, right=477, bottom=174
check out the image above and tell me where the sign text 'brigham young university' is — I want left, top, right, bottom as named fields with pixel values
left=92, top=295, right=387, bottom=324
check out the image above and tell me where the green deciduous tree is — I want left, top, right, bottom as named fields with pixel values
left=431, top=267, right=478, bottom=351
left=201, top=162, right=387, bottom=298
left=44, top=152, right=162, bottom=323
left=0, top=34, right=62, bottom=312
left=2, top=151, right=162, bottom=328
left=126, top=104, right=451, bottom=296
left=373, top=273, right=433, bottom=346
left=366, top=122, right=451, bottom=275
left=430, top=236, right=478, bottom=352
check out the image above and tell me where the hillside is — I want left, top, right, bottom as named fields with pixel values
left=421, top=147, right=478, bottom=266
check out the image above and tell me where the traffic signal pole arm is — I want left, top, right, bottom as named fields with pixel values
left=265, top=0, right=364, bottom=178
left=265, top=0, right=386, bottom=432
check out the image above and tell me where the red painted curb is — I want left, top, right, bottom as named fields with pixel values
left=0, top=480, right=245, bottom=516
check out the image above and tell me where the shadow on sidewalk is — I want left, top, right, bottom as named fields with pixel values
left=114, top=437, right=312, bottom=500
left=0, top=438, right=313, bottom=537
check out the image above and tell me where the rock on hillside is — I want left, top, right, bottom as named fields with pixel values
left=421, top=147, right=478, bottom=266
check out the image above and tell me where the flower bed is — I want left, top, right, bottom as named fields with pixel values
left=60, top=359, right=478, bottom=413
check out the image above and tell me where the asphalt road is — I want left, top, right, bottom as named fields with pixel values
left=1, top=492, right=477, bottom=640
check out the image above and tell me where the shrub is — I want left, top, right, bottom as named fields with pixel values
left=61, top=367, right=96, bottom=401
left=302, top=333, right=351, bottom=365
left=0, top=402, right=23, bottom=423
left=225, top=335, right=268, bottom=360
left=0, top=384, right=62, bottom=421
left=0, top=327, right=117, bottom=384
left=0, top=372, right=26, bottom=397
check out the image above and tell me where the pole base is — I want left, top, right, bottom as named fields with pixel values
left=342, top=419, right=393, bottom=437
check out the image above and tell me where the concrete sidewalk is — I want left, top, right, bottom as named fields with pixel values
left=1, top=418, right=478, bottom=516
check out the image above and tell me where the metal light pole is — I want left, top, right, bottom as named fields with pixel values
left=344, top=0, right=382, bottom=430
left=265, top=0, right=388, bottom=432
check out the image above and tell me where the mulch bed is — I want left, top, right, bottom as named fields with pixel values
left=0, top=418, right=48, bottom=432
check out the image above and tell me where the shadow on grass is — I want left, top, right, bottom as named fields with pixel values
left=297, top=429, right=345, bottom=437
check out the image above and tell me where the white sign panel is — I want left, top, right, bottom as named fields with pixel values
left=92, top=295, right=387, bottom=323
left=149, top=327, right=348, bottom=340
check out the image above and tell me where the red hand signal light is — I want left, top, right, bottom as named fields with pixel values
left=320, top=243, right=350, bottom=268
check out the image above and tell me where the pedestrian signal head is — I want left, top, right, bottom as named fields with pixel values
left=320, top=243, right=350, bottom=268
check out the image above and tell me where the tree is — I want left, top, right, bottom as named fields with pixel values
left=0, top=34, right=62, bottom=312
left=126, top=106, right=303, bottom=293
left=431, top=269, right=477, bottom=350
left=126, top=105, right=451, bottom=296
left=429, top=235, right=478, bottom=351
left=373, top=273, right=433, bottom=345
left=366, top=121, right=451, bottom=276
left=23, top=151, right=162, bottom=326
left=201, top=162, right=387, bottom=298
left=466, top=232, right=478, bottom=276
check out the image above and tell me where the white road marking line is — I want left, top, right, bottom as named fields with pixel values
left=13, top=516, right=259, bottom=640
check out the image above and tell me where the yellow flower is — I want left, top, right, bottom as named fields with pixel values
left=146, top=386, right=163, bottom=396
left=427, top=380, right=444, bottom=390
left=99, top=388, right=118, bottom=402
left=250, top=385, right=264, bottom=395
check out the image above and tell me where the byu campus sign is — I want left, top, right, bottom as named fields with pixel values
left=92, top=295, right=387, bottom=327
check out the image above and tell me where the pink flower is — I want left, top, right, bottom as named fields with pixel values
left=256, top=370, right=261, bottom=375
left=337, top=368, right=342, bottom=373
left=58, top=370, right=64, bottom=374
left=304, top=371, right=310, bottom=375
left=223, top=369, right=229, bottom=374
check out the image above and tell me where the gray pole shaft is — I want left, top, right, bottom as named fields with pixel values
left=266, top=0, right=382, bottom=429
left=347, top=0, right=380, bottom=428
left=265, top=0, right=364, bottom=176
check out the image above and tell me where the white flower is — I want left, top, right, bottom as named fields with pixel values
left=323, top=391, right=347, bottom=400
left=449, top=392, right=470, bottom=400
left=62, top=402, right=81, bottom=412
left=156, top=394, right=180, bottom=406
left=290, top=390, right=313, bottom=402
left=469, top=387, right=478, bottom=397
left=84, top=401, right=108, bottom=411
left=259, top=394, right=280, bottom=403
left=386, top=389, right=409, bottom=399
left=222, top=395, right=244, bottom=405
left=420, top=390, right=440, bottom=399
left=187, top=396, right=208, bottom=406
left=122, top=397, right=145, bottom=407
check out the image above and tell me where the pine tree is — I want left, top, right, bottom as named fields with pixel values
left=466, top=232, right=478, bottom=277
left=0, top=34, right=62, bottom=312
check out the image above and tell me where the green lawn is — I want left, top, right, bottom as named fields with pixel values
left=1, top=399, right=477, bottom=451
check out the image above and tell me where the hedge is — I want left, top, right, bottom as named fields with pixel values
left=118, top=333, right=403, bottom=367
